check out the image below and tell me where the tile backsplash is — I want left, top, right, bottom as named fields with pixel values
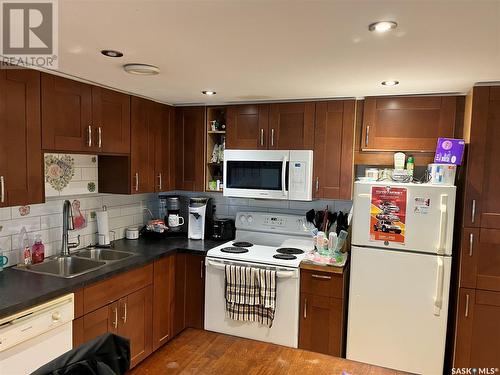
left=160, top=191, right=352, bottom=221
left=0, top=193, right=157, bottom=267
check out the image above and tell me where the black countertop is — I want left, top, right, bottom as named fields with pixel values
left=0, top=237, right=222, bottom=319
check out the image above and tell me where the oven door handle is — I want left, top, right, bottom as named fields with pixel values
left=206, top=259, right=296, bottom=278
left=282, top=155, right=288, bottom=197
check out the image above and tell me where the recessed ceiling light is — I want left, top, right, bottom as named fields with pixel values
left=368, top=21, right=398, bottom=33
left=381, top=80, right=399, bottom=86
left=202, top=90, right=216, bottom=96
left=101, top=49, right=123, bottom=58
left=123, top=63, right=160, bottom=75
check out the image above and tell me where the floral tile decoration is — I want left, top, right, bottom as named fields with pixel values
left=44, top=153, right=99, bottom=197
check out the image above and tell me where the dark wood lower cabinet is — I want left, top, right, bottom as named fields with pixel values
left=152, top=255, right=175, bottom=350
left=298, top=265, right=348, bottom=357
left=454, top=288, right=500, bottom=369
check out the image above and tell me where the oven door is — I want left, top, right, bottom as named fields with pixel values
left=204, top=257, right=300, bottom=348
left=223, top=150, right=289, bottom=200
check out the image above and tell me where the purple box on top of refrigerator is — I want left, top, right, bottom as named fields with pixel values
left=434, top=138, right=465, bottom=165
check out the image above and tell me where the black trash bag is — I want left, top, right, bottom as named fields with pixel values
left=31, top=333, right=130, bottom=375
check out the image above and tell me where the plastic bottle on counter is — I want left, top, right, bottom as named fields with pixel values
left=31, top=234, right=45, bottom=264
left=406, top=155, right=415, bottom=178
left=19, top=227, right=32, bottom=266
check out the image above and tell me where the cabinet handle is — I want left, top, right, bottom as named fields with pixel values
left=312, top=274, right=331, bottom=280
left=87, top=125, right=92, bottom=147
left=469, top=233, right=474, bottom=257
left=304, top=297, right=307, bottom=319
left=271, top=128, right=275, bottom=147
left=98, top=126, right=102, bottom=148
left=135, top=173, right=139, bottom=192
left=0, top=176, right=4, bottom=203
left=260, top=129, right=264, bottom=146
left=471, top=200, right=476, bottom=224
left=200, top=260, right=204, bottom=279
left=465, top=294, right=470, bottom=317
left=315, top=177, right=319, bottom=192
left=113, top=307, right=118, bottom=328
left=158, top=173, right=162, bottom=191
left=365, top=125, right=370, bottom=147
left=122, top=302, right=127, bottom=323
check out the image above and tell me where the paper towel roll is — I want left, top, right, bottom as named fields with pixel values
left=96, top=210, right=110, bottom=246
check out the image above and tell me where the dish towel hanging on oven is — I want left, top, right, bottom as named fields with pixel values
left=224, top=265, right=277, bottom=327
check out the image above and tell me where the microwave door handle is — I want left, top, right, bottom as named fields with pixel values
left=282, top=156, right=288, bottom=197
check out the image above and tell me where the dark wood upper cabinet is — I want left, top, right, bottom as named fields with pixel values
left=42, top=73, right=93, bottom=152
left=174, top=107, right=205, bottom=191
left=454, top=288, right=500, bottom=369
left=226, top=104, right=269, bottom=149
left=313, top=100, right=355, bottom=200
left=0, top=69, right=43, bottom=207
left=269, top=102, right=315, bottom=150
left=130, top=97, right=156, bottom=194
left=361, top=96, right=457, bottom=152
left=91, top=87, right=130, bottom=154
left=154, top=105, right=174, bottom=193
left=463, top=86, right=500, bottom=229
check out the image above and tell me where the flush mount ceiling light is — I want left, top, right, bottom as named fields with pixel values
left=101, top=49, right=123, bottom=58
left=381, top=80, right=399, bottom=86
left=202, top=90, right=216, bottom=96
left=368, top=21, right=398, bottom=33
left=123, top=63, right=160, bottom=75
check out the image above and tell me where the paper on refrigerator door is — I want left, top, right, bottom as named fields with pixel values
left=370, top=186, right=407, bottom=244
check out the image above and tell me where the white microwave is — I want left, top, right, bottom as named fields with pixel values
left=223, top=150, right=313, bottom=201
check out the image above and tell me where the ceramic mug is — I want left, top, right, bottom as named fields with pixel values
left=0, top=253, right=8, bottom=271
left=168, top=214, right=185, bottom=227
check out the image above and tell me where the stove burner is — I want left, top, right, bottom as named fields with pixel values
left=221, top=247, right=249, bottom=254
left=273, top=253, right=297, bottom=260
left=276, top=247, right=304, bottom=255
left=232, top=241, right=253, bottom=248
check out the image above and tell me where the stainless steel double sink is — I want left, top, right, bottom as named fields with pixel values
left=14, top=248, right=137, bottom=278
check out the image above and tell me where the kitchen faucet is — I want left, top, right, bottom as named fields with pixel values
left=61, top=200, right=80, bottom=257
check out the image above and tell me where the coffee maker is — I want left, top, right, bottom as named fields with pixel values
left=188, top=198, right=213, bottom=240
left=164, top=196, right=185, bottom=233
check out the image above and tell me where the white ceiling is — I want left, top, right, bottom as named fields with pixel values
left=55, top=0, right=500, bottom=105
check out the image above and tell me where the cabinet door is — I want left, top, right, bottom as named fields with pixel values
left=154, top=104, right=174, bottom=193
left=313, top=100, right=355, bottom=200
left=269, top=102, right=315, bottom=150
left=185, top=254, right=205, bottom=329
left=299, top=293, right=343, bottom=356
left=0, top=69, right=43, bottom=207
left=454, top=289, right=500, bottom=368
left=91, top=87, right=130, bottom=154
left=131, top=97, right=155, bottom=193
left=173, top=253, right=186, bottom=337
left=81, top=302, right=119, bottom=344
left=152, top=255, right=175, bottom=350
left=361, top=96, right=456, bottom=151
left=226, top=104, right=269, bottom=149
left=174, top=107, right=205, bottom=191
left=119, top=286, right=153, bottom=368
left=464, top=86, right=500, bottom=229
left=460, top=228, right=500, bottom=292
left=41, top=73, right=92, bottom=152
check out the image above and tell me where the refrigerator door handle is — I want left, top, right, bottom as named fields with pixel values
left=433, top=257, right=444, bottom=316
left=437, top=194, right=448, bottom=255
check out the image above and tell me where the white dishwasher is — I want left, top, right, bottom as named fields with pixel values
left=0, top=294, right=74, bottom=375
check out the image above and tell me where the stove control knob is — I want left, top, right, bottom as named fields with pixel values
left=247, top=215, right=253, bottom=223
left=240, top=215, right=247, bottom=224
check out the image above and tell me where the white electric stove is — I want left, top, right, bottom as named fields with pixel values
left=205, top=212, right=314, bottom=348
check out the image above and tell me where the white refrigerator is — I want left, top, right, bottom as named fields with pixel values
left=347, top=181, right=456, bottom=375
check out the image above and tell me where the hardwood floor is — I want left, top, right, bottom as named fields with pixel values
left=129, top=329, right=407, bottom=374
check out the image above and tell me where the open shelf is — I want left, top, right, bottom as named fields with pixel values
left=205, top=106, right=227, bottom=193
